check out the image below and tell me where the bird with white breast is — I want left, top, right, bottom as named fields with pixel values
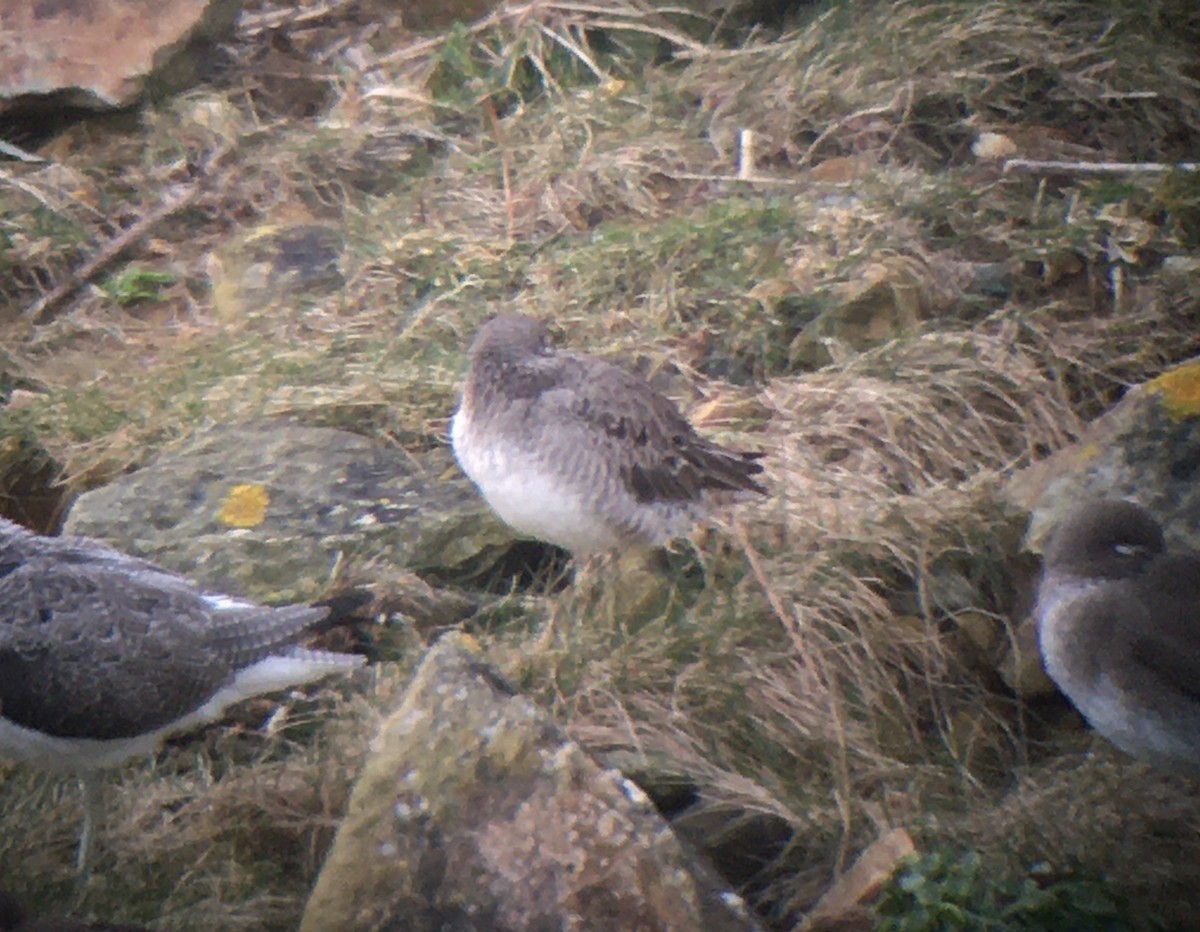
left=450, top=314, right=767, bottom=556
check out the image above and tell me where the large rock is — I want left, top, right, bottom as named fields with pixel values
left=301, top=633, right=760, bottom=932
left=63, top=419, right=506, bottom=602
left=0, top=0, right=241, bottom=113
left=1008, top=358, right=1200, bottom=552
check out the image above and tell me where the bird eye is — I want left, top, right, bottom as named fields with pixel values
left=1113, top=542, right=1140, bottom=557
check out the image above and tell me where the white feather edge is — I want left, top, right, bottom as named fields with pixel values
left=0, top=650, right=363, bottom=772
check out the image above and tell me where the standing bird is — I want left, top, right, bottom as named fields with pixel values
left=0, top=517, right=364, bottom=872
left=450, top=314, right=766, bottom=555
left=1035, top=498, right=1200, bottom=771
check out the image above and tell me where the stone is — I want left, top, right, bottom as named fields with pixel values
left=997, top=615, right=1056, bottom=699
left=1007, top=357, right=1200, bottom=552
left=805, top=828, right=916, bottom=930
left=0, top=0, right=242, bottom=114
left=788, top=264, right=923, bottom=370
left=63, top=420, right=500, bottom=603
left=301, top=633, right=760, bottom=932
left=208, top=224, right=345, bottom=324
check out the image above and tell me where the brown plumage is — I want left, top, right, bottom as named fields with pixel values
left=1035, top=498, right=1200, bottom=770
left=450, top=314, right=765, bottom=554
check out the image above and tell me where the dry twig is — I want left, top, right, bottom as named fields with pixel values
left=1004, top=158, right=1200, bottom=174
left=19, top=143, right=234, bottom=327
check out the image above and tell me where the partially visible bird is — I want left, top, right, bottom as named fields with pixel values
left=1035, top=498, right=1200, bottom=770
left=0, top=886, right=149, bottom=931
left=450, top=314, right=766, bottom=555
left=0, top=517, right=364, bottom=872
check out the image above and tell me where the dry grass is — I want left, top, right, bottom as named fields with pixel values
left=2, top=0, right=1200, bottom=928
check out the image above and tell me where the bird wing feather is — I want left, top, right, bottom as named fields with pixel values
left=0, top=552, right=324, bottom=741
left=1121, top=555, right=1200, bottom=703
left=531, top=353, right=765, bottom=504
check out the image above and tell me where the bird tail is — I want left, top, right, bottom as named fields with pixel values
left=224, top=647, right=365, bottom=698
left=203, top=602, right=332, bottom=666
left=692, top=445, right=767, bottom=496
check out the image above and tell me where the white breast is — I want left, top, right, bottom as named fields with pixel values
left=452, top=408, right=621, bottom=553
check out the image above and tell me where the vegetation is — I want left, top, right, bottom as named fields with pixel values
left=875, top=850, right=1129, bottom=932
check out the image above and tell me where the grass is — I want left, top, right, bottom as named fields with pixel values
left=1, top=0, right=1200, bottom=928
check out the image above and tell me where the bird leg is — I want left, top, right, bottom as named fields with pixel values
left=75, top=772, right=105, bottom=875
left=530, top=553, right=606, bottom=654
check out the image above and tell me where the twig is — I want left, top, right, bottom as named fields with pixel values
left=736, top=129, right=755, bottom=180
left=797, top=96, right=902, bottom=169
left=732, top=518, right=804, bottom=655
left=1003, top=158, right=1200, bottom=174
left=0, top=139, right=45, bottom=163
left=237, top=0, right=359, bottom=38
left=20, top=143, right=233, bottom=326
left=667, top=171, right=805, bottom=186
left=482, top=98, right=516, bottom=245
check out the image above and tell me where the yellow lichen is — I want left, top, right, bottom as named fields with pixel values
left=1146, top=362, right=1200, bottom=419
left=217, top=483, right=270, bottom=528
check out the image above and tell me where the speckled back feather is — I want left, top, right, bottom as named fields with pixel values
left=0, top=517, right=336, bottom=743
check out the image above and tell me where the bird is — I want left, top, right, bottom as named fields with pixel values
left=1034, top=498, right=1200, bottom=771
left=450, top=314, right=767, bottom=555
left=0, top=886, right=150, bottom=931
left=0, top=517, right=365, bottom=873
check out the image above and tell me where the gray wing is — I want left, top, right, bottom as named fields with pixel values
left=535, top=354, right=765, bottom=504
left=0, top=517, right=209, bottom=601
left=1120, top=555, right=1200, bottom=703
left=33, top=529, right=206, bottom=593
left=0, top=555, right=326, bottom=741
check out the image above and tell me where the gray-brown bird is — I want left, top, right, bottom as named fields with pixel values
left=1035, top=498, right=1200, bottom=770
left=450, top=314, right=766, bottom=554
left=0, top=517, right=363, bottom=872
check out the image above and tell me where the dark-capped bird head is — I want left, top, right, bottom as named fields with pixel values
left=467, top=314, right=552, bottom=361
left=1042, top=498, right=1165, bottom=580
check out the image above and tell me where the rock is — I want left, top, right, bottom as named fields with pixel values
left=301, top=633, right=761, bottom=932
left=972, top=132, right=1018, bottom=161
left=788, top=261, right=923, bottom=370
left=62, top=419, right=501, bottom=602
left=1001, top=357, right=1200, bottom=698
left=805, top=828, right=916, bottom=930
left=1007, top=357, right=1200, bottom=552
left=208, top=224, right=345, bottom=324
left=0, top=0, right=241, bottom=114
left=997, top=615, right=1056, bottom=699
left=786, top=253, right=997, bottom=370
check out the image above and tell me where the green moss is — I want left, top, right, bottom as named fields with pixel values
left=101, top=265, right=177, bottom=306
left=875, top=850, right=1131, bottom=932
